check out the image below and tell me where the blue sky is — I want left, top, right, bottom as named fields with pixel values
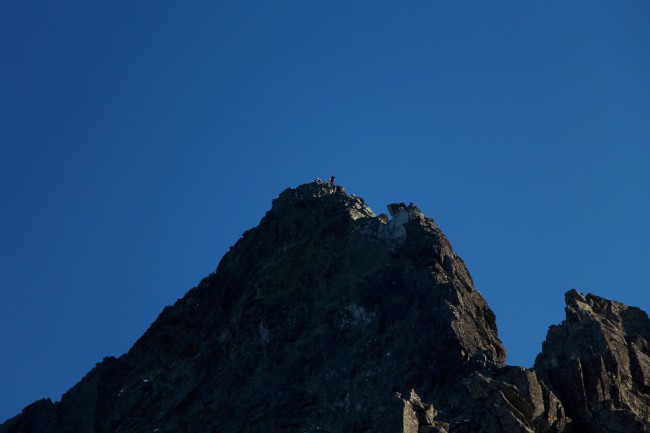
left=1, top=1, right=649, bottom=422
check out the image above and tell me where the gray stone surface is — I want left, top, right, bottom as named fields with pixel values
left=535, top=289, right=650, bottom=433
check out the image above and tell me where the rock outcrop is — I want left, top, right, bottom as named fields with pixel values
left=1, top=180, right=647, bottom=432
left=535, top=289, right=650, bottom=432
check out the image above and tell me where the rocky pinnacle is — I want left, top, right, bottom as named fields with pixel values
left=535, top=289, right=650, bottom=433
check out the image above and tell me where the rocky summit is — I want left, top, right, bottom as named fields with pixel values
left=2, top=180, right=650, bottom=433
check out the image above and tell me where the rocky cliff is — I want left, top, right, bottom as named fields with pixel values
left=2, top=180, right=649, bottom=433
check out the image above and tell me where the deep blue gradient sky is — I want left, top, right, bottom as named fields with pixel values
left=2, top=1, right=649, bottom=422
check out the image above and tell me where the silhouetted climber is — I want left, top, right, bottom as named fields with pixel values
left=329, top=175, right=335, bottom=186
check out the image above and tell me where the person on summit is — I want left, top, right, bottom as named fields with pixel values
left=329, top=175, right=335, bottom=186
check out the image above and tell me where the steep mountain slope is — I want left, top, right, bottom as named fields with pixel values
left=2, top=180, right=648, bottom=432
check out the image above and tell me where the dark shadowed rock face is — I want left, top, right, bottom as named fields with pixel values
left=1, top=181, right=647, bottom=433
left=534, top=289, right=650, bottom=433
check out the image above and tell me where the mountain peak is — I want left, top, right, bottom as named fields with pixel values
left=269, top=179, right=375, bottom=222
left=3, top=182, right=650, bottom=433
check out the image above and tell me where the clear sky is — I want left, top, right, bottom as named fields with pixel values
left=1, top=1, right=649, bottom=423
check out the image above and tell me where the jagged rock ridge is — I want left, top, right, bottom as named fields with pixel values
left=535, top=290, right=650, bottom=433
left=2, top=180, right=649, bottom=433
